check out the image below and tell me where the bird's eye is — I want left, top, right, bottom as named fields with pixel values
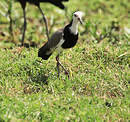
left=74, top=14, right=77, bottom=17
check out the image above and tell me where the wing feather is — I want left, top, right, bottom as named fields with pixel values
left=38, top=28, right=63, bottom=59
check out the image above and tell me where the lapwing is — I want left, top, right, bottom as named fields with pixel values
left=38, top=11, right=84, bottom=77
left=17, top=0, right=69, bottom=46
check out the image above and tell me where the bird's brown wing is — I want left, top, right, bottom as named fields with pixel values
left=46, top=28, right=64, bottom=50
left=38, top=28, right=63, bottom=59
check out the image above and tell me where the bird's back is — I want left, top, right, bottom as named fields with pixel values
left=17, top=0, right=69, bottom=9
left=39, top=0, right=69, bottom=9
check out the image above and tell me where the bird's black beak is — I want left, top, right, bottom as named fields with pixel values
left=78, top=17, right=83, bottom=24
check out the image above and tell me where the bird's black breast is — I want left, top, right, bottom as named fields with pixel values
left=61, top=27, right=78, bottom=49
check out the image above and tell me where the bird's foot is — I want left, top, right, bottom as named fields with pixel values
left=56, top=55, right=69, bottom=78
left=64, top=70, right=69, bottom=78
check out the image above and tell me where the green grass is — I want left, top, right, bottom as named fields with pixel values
left=0, top=0, right=130, bottom=121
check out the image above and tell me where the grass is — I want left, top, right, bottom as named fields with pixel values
left=0, top=0, right=130, bottom=121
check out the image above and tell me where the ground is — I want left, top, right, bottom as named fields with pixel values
left=0, top=0, right=130, bottom=121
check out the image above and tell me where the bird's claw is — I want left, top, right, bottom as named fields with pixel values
left=64, top=70, right=69, bottom=78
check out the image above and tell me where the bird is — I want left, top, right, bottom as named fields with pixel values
left=38, top=11, right=84, bottom=77
left=17, top=0, right=69, bottom=46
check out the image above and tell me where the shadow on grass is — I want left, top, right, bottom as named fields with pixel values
left=23, top=60, right=49, bottom=94
left=28, top=70, right=48, bottom=85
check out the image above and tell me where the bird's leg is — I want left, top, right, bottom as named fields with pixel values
left=59, top=62, right=69, bottom=77
left=21, top=7, right=27, bottom=46
left=8, top=0, right=14, bottom=42
left=56, top=55, right=69, bottom=78
left=37, top=5, right=49, bottom=41
left=56, top=55, right=60, bottom=77
left=9, top=12, right=14, bottom=41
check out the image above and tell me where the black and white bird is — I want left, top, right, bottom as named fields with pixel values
left=38, top=11, right=84, bottom=77
left=17, top=0, right=69, bottom=46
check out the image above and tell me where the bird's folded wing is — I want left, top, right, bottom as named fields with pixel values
left=46, top=28, right=64, bottom=49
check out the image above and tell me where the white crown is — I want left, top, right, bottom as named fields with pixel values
left=74, top=11, right=84, bottom=18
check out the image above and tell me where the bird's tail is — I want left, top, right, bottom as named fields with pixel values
left=38, top=44, right=52, bottom=60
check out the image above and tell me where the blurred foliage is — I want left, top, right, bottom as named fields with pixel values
left=0, top=0, right=129, bottom=47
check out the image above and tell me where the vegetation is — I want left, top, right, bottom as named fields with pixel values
left=0, top=0, right=129, bottom=121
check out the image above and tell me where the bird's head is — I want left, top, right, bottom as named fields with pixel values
left=73, top=11, right=84, bottom=24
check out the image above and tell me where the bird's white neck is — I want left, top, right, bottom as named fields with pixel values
left=69, top=19, right=79, bottom=35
